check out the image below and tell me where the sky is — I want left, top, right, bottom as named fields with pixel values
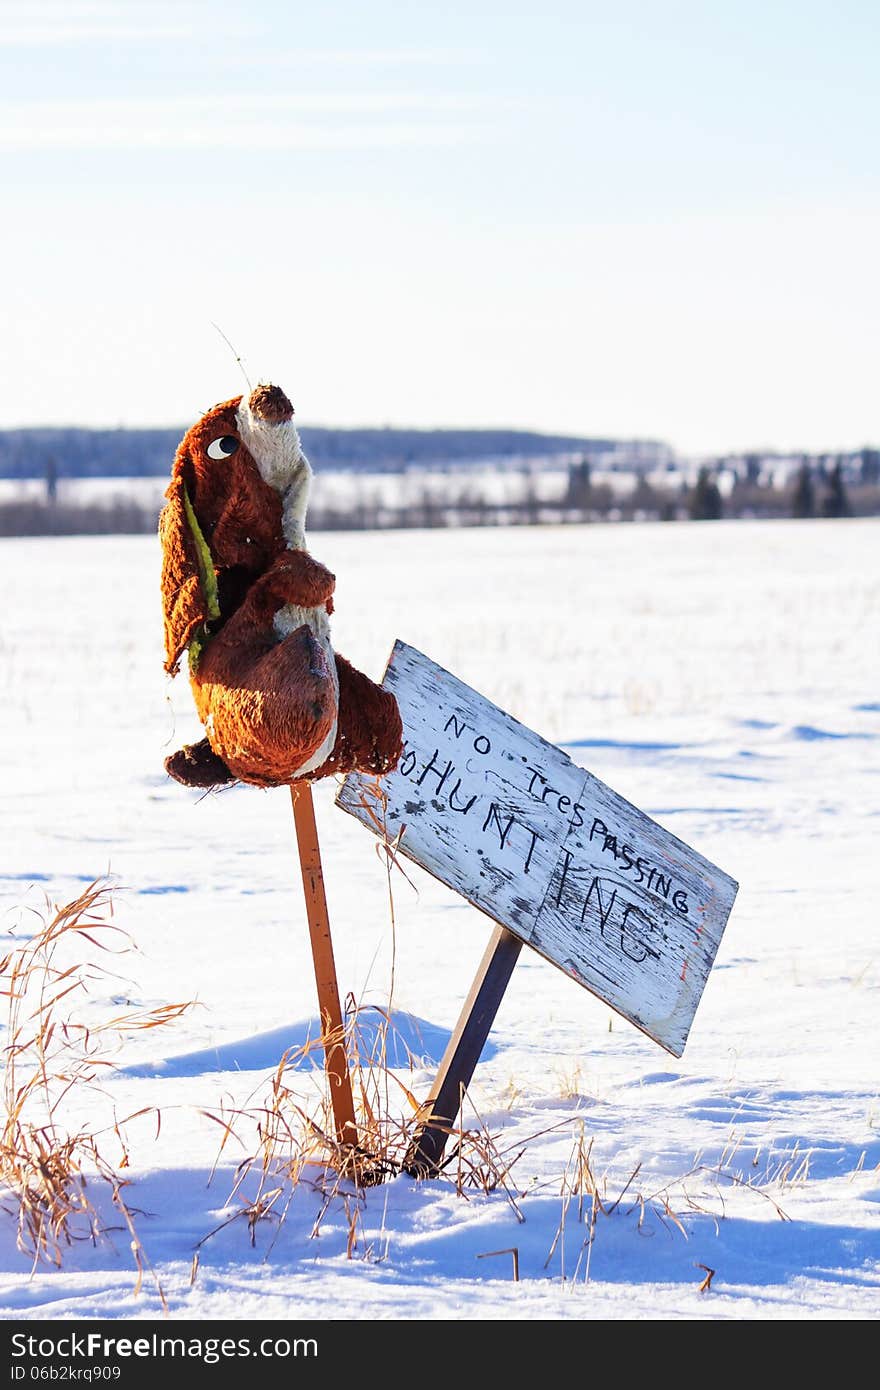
left=1, top=0, right=878, bottom=456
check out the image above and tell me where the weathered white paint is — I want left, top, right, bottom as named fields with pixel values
left=336, top=640, right=739, bottom=1057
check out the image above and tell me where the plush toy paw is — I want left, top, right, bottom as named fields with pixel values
left=261, top=549, right=336, bottom=610
left=164, top=738, right=237, bottom=789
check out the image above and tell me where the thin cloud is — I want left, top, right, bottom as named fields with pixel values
left=0, top=0, right=200, bottom=43
left=0, top=3, right=474, bottom=61
left=0, top=24, right=192, bottom=42
left=4, top=91, right=503, bottom=115
left=263, top=47, right=485, bottom=68
left=0, top=90, right=508, bottom=151
left=0, top=118, right=498, bottom=152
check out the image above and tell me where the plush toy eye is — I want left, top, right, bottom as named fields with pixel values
left=206, top=435, right=239, bottom=460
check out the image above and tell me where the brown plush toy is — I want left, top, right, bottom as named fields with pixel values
left=159, top=383, right=403, bottom=790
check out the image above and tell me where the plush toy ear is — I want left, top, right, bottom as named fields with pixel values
left=159, top=471, right=217, bottom=676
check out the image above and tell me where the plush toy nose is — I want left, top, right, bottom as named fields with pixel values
left=248, top=384, right=294, bottom=423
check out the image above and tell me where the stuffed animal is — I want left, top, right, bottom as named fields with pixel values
left=159, top=383, right=403, bottom=790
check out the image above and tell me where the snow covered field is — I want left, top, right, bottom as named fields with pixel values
left=0, top=517, right=877, bottom=1324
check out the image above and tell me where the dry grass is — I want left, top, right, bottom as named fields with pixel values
left=537, top=1120, right=797, bottom=1289
left=544, top=1123, right=605, bottom=1282
left=196, top=1024, right=799, bottom=1289
left=196, top=998, right=528, bottom=1264
left=194, top=773, right=532, bottom=1262
left=0, top=878, right=193, bottom=1302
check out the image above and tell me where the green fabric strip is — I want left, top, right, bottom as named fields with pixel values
left=182, top=485, right=220, bottom=672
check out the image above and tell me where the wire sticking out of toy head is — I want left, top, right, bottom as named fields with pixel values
left=211, top=321, right=252, bottom=391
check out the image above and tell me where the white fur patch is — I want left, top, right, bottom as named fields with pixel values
left=273, top=601, right=340, bottom=777
left=235, top=397, right=313, bottom=550
left=236, top=392, right=339, bottom=777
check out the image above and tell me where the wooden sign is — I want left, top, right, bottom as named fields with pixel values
left=337, top=640, right=738, bottom=1059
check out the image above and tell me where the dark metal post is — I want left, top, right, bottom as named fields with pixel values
left=404, top=923, right=523, bottom=1177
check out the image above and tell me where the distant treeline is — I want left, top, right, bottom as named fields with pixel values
left=2, top=455, right=877, bottom=537
left=0, top=424, right=626, bottom=480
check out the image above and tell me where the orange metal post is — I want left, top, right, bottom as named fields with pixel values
left=290, top=781, right=358, bottom=1149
